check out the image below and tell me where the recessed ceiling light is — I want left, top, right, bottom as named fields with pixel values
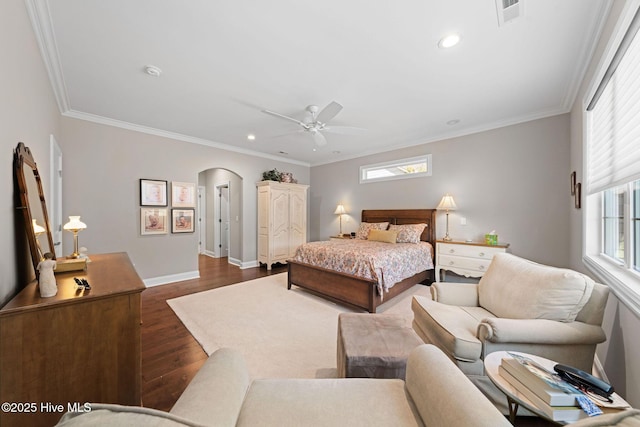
left=446, top=119, right=460, bottom=125
left=247, top=134, right=256, bottom=141
left=144, top=65, right=162, bottom=77
left=438, top=33, right=461, bottom=49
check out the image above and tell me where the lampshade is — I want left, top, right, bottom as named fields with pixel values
left=436, top=194, right=457, bottom=211
left=32, top=219, right=46, bottom=235
left=63, top=216, right=87, bottom=232
left=334, top=204, right=347, bottom=215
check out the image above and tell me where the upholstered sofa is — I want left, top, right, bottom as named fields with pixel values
left=412, top=252, right=610, bottom=412
left=56, top=344, right=511, bottom=427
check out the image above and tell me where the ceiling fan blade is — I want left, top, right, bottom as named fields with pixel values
left=262, top=109, right=305, bottom=126
left=311, top=131, right=327, bottom=147
left=322, top=125, right=367, bottom=136
left=316, top=101, right=343, bottom=124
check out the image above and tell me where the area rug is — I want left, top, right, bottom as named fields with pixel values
left=167, top=273, right=431, bottom=379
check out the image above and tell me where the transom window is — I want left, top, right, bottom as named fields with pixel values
left=360, top=155, right=432, bottom=184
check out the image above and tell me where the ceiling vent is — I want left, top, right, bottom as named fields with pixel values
left=495, top=0, right=523, bottom=26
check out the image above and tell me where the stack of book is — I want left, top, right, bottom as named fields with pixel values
left=499, top=354, right=586, bottom=422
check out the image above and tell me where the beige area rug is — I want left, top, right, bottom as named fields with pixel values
left=167, top=273, right=431, bottom=379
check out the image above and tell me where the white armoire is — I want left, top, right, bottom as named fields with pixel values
left=257, top=181, right=309, bottom=270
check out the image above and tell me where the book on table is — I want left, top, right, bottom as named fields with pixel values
left=498, top=366, right=587, bottom=422
left=500, top=354, right=583, bottom=406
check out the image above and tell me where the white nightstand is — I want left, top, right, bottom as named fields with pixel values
left=435, top=240, right=510, bottom=282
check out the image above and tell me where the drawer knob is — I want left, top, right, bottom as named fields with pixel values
left=479, top=265, right=485, bottom=270
left=449, top=261, right=455, bottom=265
left=449, top=249, right=455, bottom=253
left=479, top=252, right=485, bottom=257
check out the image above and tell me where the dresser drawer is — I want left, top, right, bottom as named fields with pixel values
left=438, top=254, right=492, bottom=274
left=437, top=243, right=503, bottom=260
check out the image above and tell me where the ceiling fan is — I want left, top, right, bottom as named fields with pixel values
left=262, top=101, right=365, bottom=147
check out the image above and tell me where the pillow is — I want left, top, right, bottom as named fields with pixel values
left=389, top=223, right=427, bottom=243
left=478, top=253, right=595, bottom=322
left=355, top=222, right=389, bottom=240
left=367, top=229, right=398, bottom=243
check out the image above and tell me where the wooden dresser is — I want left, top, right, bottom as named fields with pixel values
left=0, top=252, right=145, bottom=427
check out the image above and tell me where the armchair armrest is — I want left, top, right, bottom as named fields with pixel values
left=431, top=282, right=479, bottom=306
left=478, top=318, right=607, bottom=345
left=171, top=348, right=250, bottom=427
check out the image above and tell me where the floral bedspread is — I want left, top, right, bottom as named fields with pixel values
left=292, top=240, right=434, bottom=293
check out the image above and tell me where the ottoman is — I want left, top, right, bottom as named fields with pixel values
left=337, top=313, right=423, bottom=379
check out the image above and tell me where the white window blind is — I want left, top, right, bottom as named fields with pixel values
left=588, top=16, right=640, bottom=195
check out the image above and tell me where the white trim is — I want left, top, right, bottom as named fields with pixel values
left=202, top=250, right=217, bottom=258
left=238, top=259, right=260, bottom=269
left=143, top=270, right=200, bottom=288
left=584, top=255, right=640, bottom=318
left=64, top=110, right=310, bottom=167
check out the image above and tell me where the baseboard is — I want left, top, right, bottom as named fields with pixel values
left=201, top=250, right=217, bottom=258
left=239, top=259, right=259, bottom=269
left=143, top=270, right=200, bottom=287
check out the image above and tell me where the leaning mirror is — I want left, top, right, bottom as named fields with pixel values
left=14, top=142, right=55, bottom=276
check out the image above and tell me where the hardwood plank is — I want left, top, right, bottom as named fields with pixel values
left=140, top=256, right=285, bottom=412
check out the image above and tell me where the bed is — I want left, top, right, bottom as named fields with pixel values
left=287, top=209, right=437, bottom=313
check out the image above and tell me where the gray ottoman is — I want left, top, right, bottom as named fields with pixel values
left=337, top=313, right=423, bottom=379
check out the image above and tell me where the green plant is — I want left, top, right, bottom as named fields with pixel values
left=262, top=169, right=282, bottom=182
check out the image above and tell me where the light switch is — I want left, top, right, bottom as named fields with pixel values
left=460, top=217, right=467, bottom=225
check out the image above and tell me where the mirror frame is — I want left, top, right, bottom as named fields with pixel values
left=14, top=142, right=56, bottom=275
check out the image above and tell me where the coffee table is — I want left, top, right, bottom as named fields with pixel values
left=485, top=351, right=580, bottom=425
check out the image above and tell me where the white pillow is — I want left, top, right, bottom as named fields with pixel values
left=478, top=253, right=595, bottom=322
left=389, top=223, right=426, bottom=243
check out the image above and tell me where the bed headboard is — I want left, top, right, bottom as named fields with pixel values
left=361, top=209, right=437, bottom=244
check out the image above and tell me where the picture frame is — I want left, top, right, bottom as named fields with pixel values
left=171, top=181, right=196, bottom=207
left=140, top=179, right=168, bottom=206
left=141, top=208, right=168, bottom=235
left=172, top=209, right=195, bottom=233
left=575, top=182, right=582, bottom=209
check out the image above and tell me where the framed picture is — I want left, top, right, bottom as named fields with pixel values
left=172, top=209, right=195, bottom=233
left=575, top=182, right=582, bottom=209
left=570, top=171, right=576, bottom=196
left=171, top=181, right=196, bottom=207
left=141, top=208, right=168, bottom=235
left=140, top=179, right=168, bottom=206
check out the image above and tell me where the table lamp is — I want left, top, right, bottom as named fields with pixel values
left=334, top=204, right=347, bottom=236
left=437, top=194, right=457, bottom=241
left=63, top=216, right=87, bottom=258
left=32, top=219, right=46, bottom=260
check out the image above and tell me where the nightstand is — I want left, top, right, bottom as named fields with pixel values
left=330, top=235, right=353, bottom=241
left=435, top=240, right=510, bottom=282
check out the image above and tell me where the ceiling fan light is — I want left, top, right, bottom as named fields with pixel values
left=438, top=33, right=461, bottom=49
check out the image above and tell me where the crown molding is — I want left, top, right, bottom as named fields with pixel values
left=25, top=0, right=70, bottom=113
left=63, top=109, right=311, bottom=167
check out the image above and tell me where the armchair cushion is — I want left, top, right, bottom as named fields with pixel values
left=478, top=253, right=595, bottom=322
left=412, top=296, right=495, bottom=361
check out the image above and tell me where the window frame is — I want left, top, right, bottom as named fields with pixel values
left=359, top=154, right=432, bottom=184
left=582, top=3, right=640, bottom=315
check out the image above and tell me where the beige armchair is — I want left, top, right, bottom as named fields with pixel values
left=412, top=253, right=609, bottom=412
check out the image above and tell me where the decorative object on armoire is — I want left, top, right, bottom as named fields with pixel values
left=334, top=204, right=347, bottom=236
left=63, top=216, right=87, bottom=258
left=436, top=194, right=457, bottom=241
left=262, top=169, right=283, bottom=182
left=37, top=252, right=57, bottom=297
left=257, top=181, right=309, bottom=270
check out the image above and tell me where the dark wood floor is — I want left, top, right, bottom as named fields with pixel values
left=141, top=255, right=286, bottom=411
left=140, top=255, right=552, bottom=426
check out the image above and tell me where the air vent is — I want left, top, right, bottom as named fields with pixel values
left=495, top=0, right=522, bottom=27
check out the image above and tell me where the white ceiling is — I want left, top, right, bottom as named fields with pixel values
left=28, top=0, right=611, bottom=166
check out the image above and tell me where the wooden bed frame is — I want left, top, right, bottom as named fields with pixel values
left=287, top=208, right=437, bottom=313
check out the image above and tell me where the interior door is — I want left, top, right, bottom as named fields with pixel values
left=219, top=185, right=230, bottom=257
left=49, top=135, right=63, bottom=258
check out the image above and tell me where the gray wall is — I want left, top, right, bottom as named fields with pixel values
left=0, top=0, right=61, bottom=305
left=310, top=114, right=571, bottom=267
left=569, top=0, right=640, bottom=407
left=59, top=116, right=310, bottom=283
